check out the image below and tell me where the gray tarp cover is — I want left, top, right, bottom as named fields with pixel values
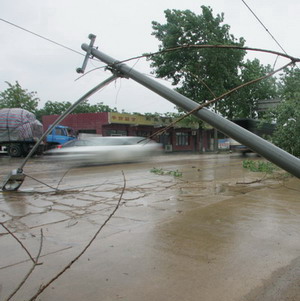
left=0, top=108, right=43, bottom=142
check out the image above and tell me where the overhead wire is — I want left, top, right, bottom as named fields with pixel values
left=1, top=13, right=297, bottom=117
left=0, top=17, right=84, bottom=57
left=241, top=0, right=288, bottom=56
left=3, top=12, right=296, bottom=83
left=0, top=9, right=294, bottom=69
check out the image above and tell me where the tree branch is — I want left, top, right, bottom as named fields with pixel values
left=27, top=171, right=127, bottom=301
left=0, top=222, right=35, bottom=264
left=5, top=229, right=44, bottom=301
left=119, top=44, right=300, bottom=65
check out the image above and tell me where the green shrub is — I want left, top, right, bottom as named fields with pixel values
left=242, top=160, right=277, bottom=173
left=150, top=167, right=182, bottom=177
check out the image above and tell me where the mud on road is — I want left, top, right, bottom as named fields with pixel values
left=0, top=153, right=299, bottom=301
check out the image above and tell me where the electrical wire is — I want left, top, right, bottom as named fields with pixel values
left=241, top=0, right=288, bottom=55
left=0, top=17, right=84, bottom=56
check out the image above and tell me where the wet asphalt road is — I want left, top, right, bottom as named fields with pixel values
left=0, top=153, right=299, bottom=301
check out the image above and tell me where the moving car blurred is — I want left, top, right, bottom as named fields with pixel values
left=45, top=136, right=162, bottom=165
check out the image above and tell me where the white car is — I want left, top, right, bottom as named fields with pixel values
left=46, top=136, right=162, bottom=165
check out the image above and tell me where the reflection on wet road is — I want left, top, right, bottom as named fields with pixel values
left=0, top=154, right=299, bottom=300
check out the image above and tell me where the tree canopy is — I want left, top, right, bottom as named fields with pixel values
left=232, top=59, right=278, bottom=119
left=0, top=81, right=118, bottom=121
left=0, top=81, right=39, bottom=113
left=36, top=100, right=117, bottom=120
left=150, top=6, right=277, bottom=119
left=265, top=67, right=300, bottom=156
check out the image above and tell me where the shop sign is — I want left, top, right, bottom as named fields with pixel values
left=108, top=112, right=172, bottom=126
left=218, top=138, right=230, bottom=150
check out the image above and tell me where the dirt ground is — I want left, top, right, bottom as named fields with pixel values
left=0, top=153, right=299, bottom=301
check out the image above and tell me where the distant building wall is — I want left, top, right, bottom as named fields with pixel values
left=42, top=112, right=109, bottom=135
left=42, top=112, right=207, bottom=152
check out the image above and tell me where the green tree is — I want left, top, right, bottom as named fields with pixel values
left=35, top=100, right=70, bottom=120
left=232, top=59, right=278, bottom=118
left=72, top=102, right=117, bottom=113
left=270, top=99, right=300, bottom=156
left=0, top=81, right=39, bottom=113
left=278, top=67, right=300, bottom=100
left=150, top=6, right=246, bottom=118
left=40, top=100, right=71, bottom=115
left=267, top=67, right=300, bottom=156
left=150, top=6, right=279, bottom=120
left=36, top=100, right=118, bottom=120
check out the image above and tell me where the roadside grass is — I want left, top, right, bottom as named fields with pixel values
left=242, top=159, right=278, bottom=173
left=150, top=167, right=183, bottom=178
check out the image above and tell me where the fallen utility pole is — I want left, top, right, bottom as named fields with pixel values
left=81, top=35, right=300, bottom=178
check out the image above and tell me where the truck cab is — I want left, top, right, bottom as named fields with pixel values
left=46, top=125, right=76, bottom=148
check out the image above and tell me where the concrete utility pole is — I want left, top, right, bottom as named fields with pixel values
left=81, top=36, right=300, bottom=178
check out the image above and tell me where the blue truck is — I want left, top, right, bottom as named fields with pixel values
left=0, top=108, right=75, bottom=157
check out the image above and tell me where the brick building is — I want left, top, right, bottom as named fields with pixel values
left=42, top=112, right=220, bottom=152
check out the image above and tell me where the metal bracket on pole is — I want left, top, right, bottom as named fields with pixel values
left=76, top=34, right=128, bottom=80
left=76, top=33, right=97, bottom=74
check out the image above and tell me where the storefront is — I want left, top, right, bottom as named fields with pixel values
left=42, top=112, right=205, bottom=152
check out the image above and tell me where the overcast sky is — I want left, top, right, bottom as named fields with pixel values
left=1, top=0, right=300, bottom=114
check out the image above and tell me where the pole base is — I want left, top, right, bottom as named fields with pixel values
left=1, top=169, right=25, bottom=191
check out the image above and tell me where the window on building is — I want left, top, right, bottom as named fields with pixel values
left=106, top=130, right=127, bottom=136
left=159, top=133, right=171, bottom=145
left=78, top=129, right=97, bottom=134
left=136, top=130, right=151, bottom=137
left=176, top=132, right=189, bottom=146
